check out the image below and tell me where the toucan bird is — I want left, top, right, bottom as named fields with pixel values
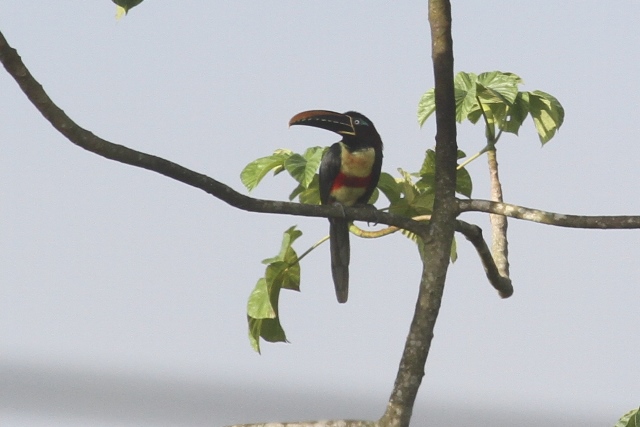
left=289, top=110, right=383, bottom=303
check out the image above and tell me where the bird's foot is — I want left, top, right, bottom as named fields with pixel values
left=356, top=203, right=381, bottom=226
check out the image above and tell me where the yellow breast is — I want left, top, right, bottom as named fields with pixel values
left=340, top=144, right=376, bottom=177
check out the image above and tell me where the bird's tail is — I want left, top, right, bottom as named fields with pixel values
left=329, top=217, right=350, bottom=303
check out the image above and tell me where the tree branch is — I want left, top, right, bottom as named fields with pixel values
left=486, top=149, right=511, bottom=277
left=380, top=1, right=458, bottom=426
left=0, top=30, right=423, bottom=236
left=458, top=199, right=640, bottom=229
left=354, top=216, right=513, bottom=298
left=455, top=220, right=513, bottom=298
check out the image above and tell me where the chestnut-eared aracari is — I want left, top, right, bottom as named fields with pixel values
left=289, top=110, right=383, bottom=303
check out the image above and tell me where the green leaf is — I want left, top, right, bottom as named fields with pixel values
left=266, top=260, right=300, bottom=292
left=454, top=72, right=479, bottom=123
left=398, top=169, right=417, bottom=205
left=247, top=227, right=303, bottom=351
left=456, top=166, right=472, bottom=198
left=262, top=226, right=302, bottom=264
left=614, top=407, right=640, bottom=427
left=528, top=90, right=565, bottom=144
left=501, top=91, right=530, bottom=135
left=418, top=149, right=437, bottom=177
left=247, top=278, right=275, bottom=319
left=411, top=192, right=435, bottom=214
left=248, top=313, right=288, bottom=353
left=417, top=149, right=471, bottom=197
left=417, top=88, right=436, bottom=127
left=377, top=172, right=403, bottom=204
left=290, top=174, right=321, bottom=205
left=476, top=71, right=522, bottom=105
left=284, top=146, right=324, bottom=188
left=113, top=0, right=144, bottom=13
left=241, top=149, right=292, bottom=191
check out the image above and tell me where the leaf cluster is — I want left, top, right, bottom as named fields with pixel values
left=418, top=71, right=564, bottom=144
left=247, top=226, right=302, bottom=352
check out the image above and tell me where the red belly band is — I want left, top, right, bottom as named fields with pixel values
left=331, top=172, right=372, bottom=191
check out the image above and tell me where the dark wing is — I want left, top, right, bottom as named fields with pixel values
left=319, top=142, right=342, bottom=205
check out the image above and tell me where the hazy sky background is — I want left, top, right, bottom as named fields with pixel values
left=1, top=2, right=639, bottom=426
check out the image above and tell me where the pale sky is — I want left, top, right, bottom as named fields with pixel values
left=1, top=2, right=639, bottom=426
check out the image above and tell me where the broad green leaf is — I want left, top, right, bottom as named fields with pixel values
left=367, top=187, right=380, bottom=205
left=247, top=278, right=275, bottom=319
left=389, top=198, right=411, bottom=216
left=456, top=166, right=472, bottom=198
left=265, top=260, right=299, bottom=293
left=454, top=72, right=479, bottom=122
left=417, top=88, right=436, bottom=127
left=377, top=172, right=403, bottom=204
left=614, top=407, right=640, bottom=427
left=248, top=314, right=287, bottom=353
left=241, top=149, right=292, bottom=191
left=412, top=192, right=435, bottom=214
left=262, top=226, right=302, bottom=264
left=418, top=149, right=437, bottom=177
left=247, top=227, right=302, bottom=351
left=289, top=174, right=321, bottom=205
left=418, top=149, right=471, bottom=197
left=476, top=71, right=522, bottom=105
left=528, top=90, right=565, bottom=144
left=298, top=185, right=322, bottom=205
left=284, top=146, right=324, bottom=188
left=398, top=169, right=417, bottom=205
left=254, top=316, right=287, bottom=343
left=501, top=92, right=530, bottom=135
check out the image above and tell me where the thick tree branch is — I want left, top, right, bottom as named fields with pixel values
left=380, top=1, right=458, bottom=426
left=0, top=30, right=423, bottom=236
left=458, top=199, right=640, bottom=229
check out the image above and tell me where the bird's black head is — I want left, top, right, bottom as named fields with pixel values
left=289, top=109, right=383, bottom=150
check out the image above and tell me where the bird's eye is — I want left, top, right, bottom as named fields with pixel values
left=354, top=119, right=361, bottom=125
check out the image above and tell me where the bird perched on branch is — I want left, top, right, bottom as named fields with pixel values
left=289, top=110, right=383, bottom=303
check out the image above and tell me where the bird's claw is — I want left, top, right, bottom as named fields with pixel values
left=357, top=203, right=380, bottom=226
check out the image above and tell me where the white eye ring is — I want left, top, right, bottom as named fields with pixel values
left=354, top=119, right=360, bottom=125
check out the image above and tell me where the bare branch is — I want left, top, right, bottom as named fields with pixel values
left=458, top=199, right=640, bottom=229
left=455, top=220, right=513, bottom=298
left=0, top=30, right=423, bottom=236
left=486, top=150, right=510, bottom=277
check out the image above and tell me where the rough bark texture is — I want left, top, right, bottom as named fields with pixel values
left=379, top=1, right=458, bottom=426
